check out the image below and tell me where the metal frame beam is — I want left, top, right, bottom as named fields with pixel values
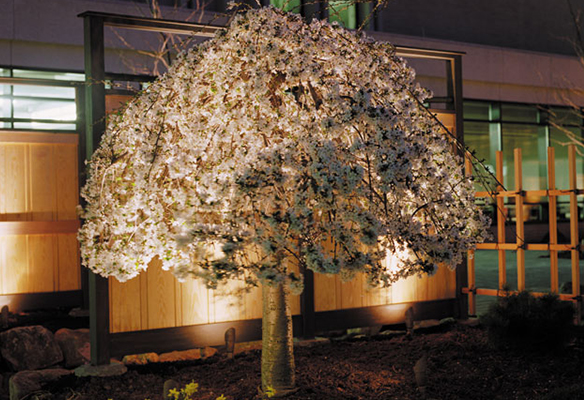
left=80, top=10, right=467, bottom=364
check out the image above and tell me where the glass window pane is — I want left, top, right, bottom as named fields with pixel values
left=549, top=107, right=582, bottom=127
left=407, top=58, right=449, bottom=105
left=13, top=122, right=76, bottom=130
left=12, top=69, right=84, bottom=82
left=0, top=83, right=10, bottom=96
left=501, top=103, right=539, bottom=123
left=13, top=99, right=76, bottom=121
left=550, top=126, right=584, bottom=190
left=465, top=121, right=493, bottom=166
left=270, top=0, right=301, bottom=12
left=13, top=85, right=75, bottom=99
left=502, top=123, right=546, bottom=191
left=0, top=68, right=9, bottom=77
left=463, top=101, right=490, bottom=120
left=329, top=0, right=357, bottom=29
left=0, top=98, right=11, bottom=118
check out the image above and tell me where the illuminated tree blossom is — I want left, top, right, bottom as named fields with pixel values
left=79, top=7, right=489, bottom=394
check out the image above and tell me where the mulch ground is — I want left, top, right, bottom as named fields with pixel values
left=51, top=324, right=584, bottom=400
left=3, top=310, right=584, bottom=400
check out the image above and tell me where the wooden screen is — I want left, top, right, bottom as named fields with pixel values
left=109, top=110, right=459, bottom=332
left=465, top=145, right=582, bottom=321
left=0, top=131, right=80, bottom=296
left=109, top=261, right=302, bottom=333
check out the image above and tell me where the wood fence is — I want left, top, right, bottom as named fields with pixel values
left=464, top=145, right=582, bottom=320
left=0, top=130, right=82, bottom=310
left=108, top=257, right=457, bottom=333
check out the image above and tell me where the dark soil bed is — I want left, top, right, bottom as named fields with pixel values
left=40, top=323, right=584, bottom=400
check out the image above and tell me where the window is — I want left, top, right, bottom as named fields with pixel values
left=328, top=0, right=357, bottom=29
left=270, top=0, right=301, bottom=13
left=464, top=100, right=584, bottom=222
left=269, top=0, right=371, bottom=30
left=0, top=68, right=83, bottom=131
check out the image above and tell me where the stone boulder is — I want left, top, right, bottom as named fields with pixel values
left=122, top=352, right=159, bottom=365
left=159, top=346, right=217, bottom=362
left=74, top=361, right=127, bottom=377
left=9, top=369, right=72, bottom=400
left=54, top=328, right=90, bottom=368
left=0, top=326, right=63, bottom=371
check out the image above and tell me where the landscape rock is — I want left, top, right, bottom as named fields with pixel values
left=234, top=341, right=262, bottom=354
left=74, top=361, right=127, bottom=377
left=159, top=347, right=217, bottom=362
left=1, top=306, right=9, bottom=328
left=0, top=326, right=63, bottom=371
left=54, top=328, right=90, bottom=368
left=122, top=352, right=159, bottom=365
left=163, top=379, right=179, bottom=399
left=68, top=308, right=90, bottom=318
left=9, top=369, right=72, bottom=400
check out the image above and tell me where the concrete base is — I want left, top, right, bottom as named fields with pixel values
left=74, top=361, right=127, bottom=377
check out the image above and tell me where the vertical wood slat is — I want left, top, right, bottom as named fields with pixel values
left=495, top=151, right=507, bottom=289
left=514, top=149, right=526, bottom=291
left=465, top=155, right=476, bottom=316
left=568, top=145, right=581, bottom=322
left=0, top=144, right=5, bottom=221
left=547, top=147, right=559, bottom=293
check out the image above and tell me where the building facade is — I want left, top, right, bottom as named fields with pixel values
left=1, top=0, right=583, bottom=312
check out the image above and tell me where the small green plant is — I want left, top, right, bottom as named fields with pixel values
left=109, top=381, right=228, bottom=400
left=264, top=386, right=276, bottom=398
left=168, top=381, right=199, bottom=400
left=480, top=291, right=574, bottom=351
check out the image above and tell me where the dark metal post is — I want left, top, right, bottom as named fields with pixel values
left=451, top=54, right=469, bottom=319
left=300, top=269, right=315, bottom=339
left=83, top=14, right=111, bottom=365
left=302, top=0, right=324, bottom=23
left=75, top=85, right=90, bottom=311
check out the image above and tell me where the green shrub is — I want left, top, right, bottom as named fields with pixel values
left=480, top=291, right=574, bottom=351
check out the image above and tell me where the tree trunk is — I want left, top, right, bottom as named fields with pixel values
left=261, top=282, right=295, bottom=397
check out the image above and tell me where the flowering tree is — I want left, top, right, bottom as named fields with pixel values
left=79, top=7, right=489, bottom=395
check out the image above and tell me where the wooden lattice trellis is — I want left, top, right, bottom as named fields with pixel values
left=464, top=145, right=582, bottom=321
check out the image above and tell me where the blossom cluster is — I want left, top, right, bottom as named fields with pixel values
left=78, top=7, right=490, bottom=291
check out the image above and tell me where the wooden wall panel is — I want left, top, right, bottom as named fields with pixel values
left=0, top=145, right=5, bottom=220
left=146, top=259, right=177, bottom=329
left=212, top=279, right=245, bottom=323
left=0, top=138, right=81, bottom=298
left=29, top=145, right=56, bottom=221
left=28, top=235, right=56, bottom=293
left=244, top=285, right=263, bottom=320
left=110, top=275, right=142, bottom=333
left=55, top=144, right=78, bottom=220
left=4, top=144, right=28, bottom=221
left=363, top=280, right=391, bottom=307
left=340, top=273, right=364, bottom=309
left=57, top=234, right=80, bottom=291
left=181, top=277, right=210, bottom=326
left=390, top=275, right=418, bottom=303
left=314, top=273, right=338, bottom=312
left=1, top=236, right=29, bottom=294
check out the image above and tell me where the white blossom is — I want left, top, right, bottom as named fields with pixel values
left=79, top=7, right=490, bottom=290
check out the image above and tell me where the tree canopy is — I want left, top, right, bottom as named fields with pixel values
left=79, top=7, right=490, bottom=291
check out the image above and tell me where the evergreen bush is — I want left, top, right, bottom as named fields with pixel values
left=480, top=291, right=574, bottom=351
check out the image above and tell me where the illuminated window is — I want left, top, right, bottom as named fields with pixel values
left=270, top=0, right=301, bottom=13
left=0, top=68, right=83, bottom=131
left=328, top=0, right=357, bottom=29
left=464, top=100, right=584, bottom=222
left=269, top=0, right=371, bottom=30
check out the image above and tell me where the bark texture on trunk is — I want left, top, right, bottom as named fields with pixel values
left=261, top=282, right=295, bottom=396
